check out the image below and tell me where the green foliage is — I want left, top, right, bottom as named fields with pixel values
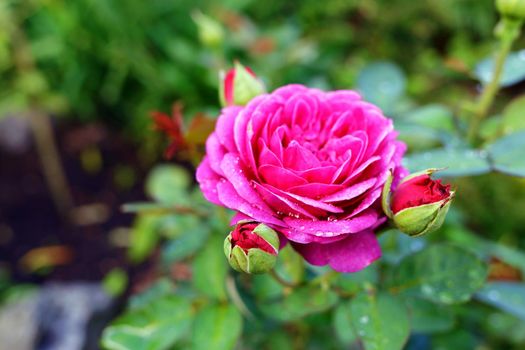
left=476, top=282, right=525, bottom=321
left=475, top=50, right=525, bottom=87
left=192, top=234, right=228, bottom=301
left=403, top=148, right=492, bottom=177
left=6, top=0, right=525, bottom=349
left=261, top=286, right=339, bottom=322
left=356, top=61, right=407, bottom=114
left=487, top=131, right=525, bottom=177
left=388, top=244, right=488, bottom=304
left=191, top=304, right=243, bottom=350
left=102, top=268, right=128, bottom=297
left=349, top=291, right=410, bottom=350
left=101, top=295, right=194, bottom=350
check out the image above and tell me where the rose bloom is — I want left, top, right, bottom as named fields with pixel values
left=197, top=85, right=407, bottom=272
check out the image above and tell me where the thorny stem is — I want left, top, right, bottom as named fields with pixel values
left=467, top=18, right=522, bottom=145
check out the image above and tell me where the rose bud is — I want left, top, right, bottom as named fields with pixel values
left=219, top=62, right=266, bottom=107
left=223, top=222, right=279, bottom=274
left=191, top=10, right=224, bottom=48
left=382, top=169, right=454, bottom=237
left=496, top=0, right=525, bottom=20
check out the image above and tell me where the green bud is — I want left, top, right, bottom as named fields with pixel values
left=219, top=61, right=266, bottom=107
left=496, top=0, right=525, bottom=20
left=224, top=222, right=279, bottom=274
left=191, top=11, right=224, bottom=48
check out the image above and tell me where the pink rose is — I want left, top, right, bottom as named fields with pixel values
left=197, top=84, right=407, bottom=272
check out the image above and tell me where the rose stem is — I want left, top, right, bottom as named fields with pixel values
left=467, top=18, right=522, bottom=145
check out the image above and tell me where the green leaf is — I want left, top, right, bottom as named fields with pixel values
left=129, top=279, right=175, bottom=310
left=475, top=50, right=525, bottom=87
left=501, top=95, right=525, bottom=135
left=443, top=226, right=525, bottom=276
left=161, top=222, right=210, bottom=265
left=395, top=122, right=443, bottom=151
left=475, top=282, right=525, bottom=321
left=261, top=286, right=338, bottom=322
left=403, top=104, right=455, bottom=131
left=332, top=301, right=358, bottom=346
left=407, top=298, right=455, bottom=333
left=274, top=245, right=305, bottom=285
left=101, top=295, right=193, bottom=350
left=128, top=214, right=162, bottom=263
left=335, top=265, right=379, bottom=294
left=350, top=291, right=410, bottom=350
left=487, top=131, right=525, bottom=177
left=146, top=165, right=191, bottom=204
left=379, top=229, right=427, bottom=265
left=102, top=268, right=128, bottom=297
left=357, top=61, right=406, bottom=113
left=389, top=244, right=487, bottom=304
left=403, top=148, right=491, bottom=177
left=263, top=331, right=294, bottom=349
left=251, top=274, right=284, bottom=301
left=191, top=304, right=242, bottom=350
left=192, top=234, right=227, bottom=300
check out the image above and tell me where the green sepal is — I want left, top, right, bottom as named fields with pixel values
left=381, top=170, right=394, bottom=219
left=392, top=191, right=454, bottom=237
left=253, top=224, right=279, bottom=253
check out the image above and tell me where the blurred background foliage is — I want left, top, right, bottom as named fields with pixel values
left=2, top=0, right=525, bottom=349
left=2, top=0, right=506, bottom=134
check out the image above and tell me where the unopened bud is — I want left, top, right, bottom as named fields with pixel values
left=382, top=169, right=454, bottom=237
left=224, top=222, right=279, bottom=274
left=219, top=62, right=266, bottom=107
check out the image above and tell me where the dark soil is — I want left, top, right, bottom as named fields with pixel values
left=0, top=117, right=152, bottom=285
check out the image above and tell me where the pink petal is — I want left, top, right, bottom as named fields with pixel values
left=216, top=180, right=283, bottom=227
left=292, top=230, right=381, bottom=273
left=273, top=186, right=344, bottom=214
left=254, top=183, right=317, bottom=219
left=297, top=166, right=338, bottom=184
left=283, top=140, right=321, bottom=171
left=205, top=133, right=227, bottom=176
left=283, top=92, right=319, bottom=127
left=287, top=182, right=343, bottom=199
left=259, top=164, right=308, bottom=189
left=220, top=153, right=272, bottom=213
left=283, top=210, right=379, bottom=237
left=257, top=138, right=282, bottom=167
left=195, top=157, right=222, bottom=205
left=215, top=106, right=242, bottom=151
left=323, top=177, right=377, bottom=202
left=230, top=212, right=253, bottom=225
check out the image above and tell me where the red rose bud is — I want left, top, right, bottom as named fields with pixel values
left=224, top=222, right=279, bottom=274
left=219, top=62, right=266, bottom=107
left=382, top=169, right=454, bottom=237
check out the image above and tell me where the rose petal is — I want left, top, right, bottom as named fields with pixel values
left=216, top=106, right=242, bottom=151
left=283, top=209, right=378, bottom=237
left=216, top=180, right=283, bottom=226
left=195, top=157, right=222, bottom=205
left=205, top=133, right=226, bottom=176
left=259, top=164, right=308, bottom=189
left=292, top=230, right=381, bottom=273
left=323, top=177, right=377, bottom=202
left=220, top=153, right=272, bottom=213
